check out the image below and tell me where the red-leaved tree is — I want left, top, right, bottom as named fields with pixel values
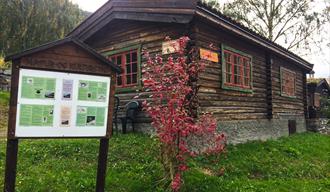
left=142, top=36, right=226, bottom=191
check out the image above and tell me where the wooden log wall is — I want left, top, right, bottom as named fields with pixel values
left=271, top=54, right=305, bottom=118
left=193, top=20, right=268, bottom=121
left=86, top=20, right=187, bottom=123
left=193, top=19, right=306, bottom=121
left=85, top=18, right=307, bottom=123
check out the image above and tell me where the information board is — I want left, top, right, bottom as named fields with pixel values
left=16, top=69, right=111, bottom=138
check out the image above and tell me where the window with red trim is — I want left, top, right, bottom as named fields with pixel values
left=223, top=49, right=252, bottom=89
left=281, top=68, right=296, bottom=97
left=109, top=50, right=138, bottom=87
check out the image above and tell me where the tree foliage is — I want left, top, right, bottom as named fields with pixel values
left=142, top=37, right=226, bottom=191
left=0, top=0, right=88, bottom=56
left=201, top=0, right=220, bottom=10
left=324, top=2, right=330, bottom=49
left=210, top=0, right=327, bottom=53
left=0, top=57, right=6, bottom=69
left=320, top=96, right=330, bottom=119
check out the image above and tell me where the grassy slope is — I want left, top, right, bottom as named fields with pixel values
left=0, top=90, right=328, bottom=191
left=0, top=133, right=329, bottom=192
left=0, top=91, right=9, bottom=137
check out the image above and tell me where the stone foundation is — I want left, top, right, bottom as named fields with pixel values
left=218, top=117, right=306, bottom=144
left=115, top=116, right=307, bottom=144
left=307, top=118, right=330, bottom=135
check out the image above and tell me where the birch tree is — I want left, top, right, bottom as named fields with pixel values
left=218, top=0, right=327, bottom=53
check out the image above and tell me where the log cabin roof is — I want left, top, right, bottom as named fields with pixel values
left=68, top=0, right=313, bottom=71
left=5, top=37, right=122, bottom=73
left=307, top=78, right=330, bottom=97
left=308, top=78, right=330, bottom=91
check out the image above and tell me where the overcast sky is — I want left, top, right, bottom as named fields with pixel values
left=70, top=0, right=330, bottom=78
left=70, top=0, right=107, bottom=12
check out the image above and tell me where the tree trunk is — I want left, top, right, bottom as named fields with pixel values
left=160, top=143, right=178, bottom=183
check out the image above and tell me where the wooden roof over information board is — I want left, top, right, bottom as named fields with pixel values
left=5, top=37, right=121, bottom=73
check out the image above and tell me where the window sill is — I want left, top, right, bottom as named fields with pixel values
left=280, top=93, right=297, bottom=99
left=115, top=85, right=142, bottom=93
left=222, top=84, right=253, bottom=94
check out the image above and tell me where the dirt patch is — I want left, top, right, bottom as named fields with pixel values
left=198, top=167, right=225, bottom=177
left=0, top=104, right=8, bottom=138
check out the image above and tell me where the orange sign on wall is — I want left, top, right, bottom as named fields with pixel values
left=200, top=48, right=219, bottom=62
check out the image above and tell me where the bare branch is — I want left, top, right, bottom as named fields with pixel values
left=272, top=1, right=309, bottom=41
left=287, top=25, right=318, bottom=50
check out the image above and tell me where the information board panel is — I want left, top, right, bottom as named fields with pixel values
left=16, top=69, right=111, bottom=138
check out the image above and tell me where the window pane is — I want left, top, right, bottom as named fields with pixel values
left=238, top=57, right=242, bottom=66
left=246, top=67, right=250, bottom=79
left=132, top=74, right=137, bottom=84
left=132, top=63, right=138, bottom=73
left=234, top=75, right=239, bottom=84
left=109, top=49, right=139, bottom=87
left=234, top=64, right=239, bottom=76
left=126, top=53, right=131, bottom=63
left=244, top=78, right=249, bottom=86
left=226, top=63, right=232, bottom=73
left=234, top=55, right=239, bottom=65
left=225, top=52, right=231, bottom=62
left=132, top=52, right=137, bottom=62
left=281, top=69, right=295, bottom=96
left=117, top=76, right=122, bottom=86
left=126, top=75, right=131, bottom=84
left=223, top=49, right=253, bottom=89
left=126, top=64, right=131, bottom=73
left=226, top=73, right=232, bottom=83
left=243, top=59, right=248, bottom=77
left=117, top=56, right=122, bottom=65
left=290, top=88, right=295, bottom=95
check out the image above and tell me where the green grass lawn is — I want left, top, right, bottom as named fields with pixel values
left=0, top=133, right=329, bottom=192
left=0, top=90, right=329, bottom=191
left=0, top=91, right=9, bottom=106
left=0, top=91, right=9, bottom=137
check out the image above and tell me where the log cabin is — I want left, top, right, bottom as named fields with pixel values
left=307, top=78, right=330, bottom=118
left=68, top=0, right=314, bottom=143
left=306, top=78, right=330, bottom=133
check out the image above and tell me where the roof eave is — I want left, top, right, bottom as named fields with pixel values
left=318, top=79, right=330, bottom=90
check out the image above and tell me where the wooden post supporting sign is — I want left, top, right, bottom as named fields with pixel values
left=96, top=138, right=110, bottom=192
left=4, top=139, right=19, bottom=192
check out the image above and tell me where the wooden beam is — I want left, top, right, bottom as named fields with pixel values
left=96, top=138, right=110, bottom=192
left=78, top=12, right=194, bottom=41
left=303, top=73, right=309, bottom=119
left=266, top=52, right=273, bottom=119
left=4, top=139, right=19, bottom=192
